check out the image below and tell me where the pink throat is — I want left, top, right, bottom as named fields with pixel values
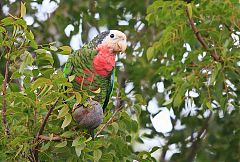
left=92, top=45, right=116, bottom=76
left=74, top=45, right=116, bottom=86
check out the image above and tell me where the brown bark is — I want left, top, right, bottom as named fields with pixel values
left=186, top=7, right=222, bottom=62
left=1, top=53, right=10, bottom=136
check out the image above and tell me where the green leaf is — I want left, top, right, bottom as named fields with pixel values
left=19, top=51, right=34, bottom=73
left=93, top=149, right=102, bottom=162
left=31, top=77, right=52, bottom=90
left=99, top=153, right=113, bottom=162
left=1, top=17, right=14, bottom=26
left=68, top=75, right=75, bottom=82
left=38, top=84, right=53, bottom=97
left=55, top=141, right=67, bottom=148
left=21, top=2, right=26, bottom=17
left=59, top=46, right=72, bottom=55
left=61, top=131, right=75, bottom=138
left=210, top=63, right=222, bottom=85
left=50, top=45, right=58, bottom=51
left=206, top=101, right=212, bottom=110
left=0, top=26, right=6, bottom=33
left=29, top=30, right=35, bottom=39
left=75, top=143, right=86, bottom=157
left=162, top=98, right=173, bottom=106
left=138, top=151, right=152, bottom=159
left=40, top=92, right=60, bottom=105
left=85, top=137, right=92, bottom=143
left=59, top=46, right=72, bottom=51
left=91, top=87, right=101, bottom=94
left=14, top=19, right=27, bottom=29
left=57, top=104, right=69, bottom=118
left=72, top=137, right=85, bottom=147
left=9, top=83, right=20, bottom=92
left=37, top=53, right=54, bottom=66
left=145, top=13, right=154, bottom=23
left=11, top=71, right=21, bottom=79
left=39, top=68, right=54, bottom=78
left=75, top=146, right=82, bottom=157
left=26, top=30, right=37, bottom=49
left=146, top=47, right=155, bottom=61
left=173, top=82, right=189, bottom=107
left=52, top=77, right=68, bottom=85
left=32, top=69, right=39, bottom=77
left=15, top=145, right=23, bottom=158
left=65, top=95, right=75, bottom=102
left=111, top=122, right=119, bottom=134
left=214, top=73, right=224, bottom=106
left=34, top=49, right=47, bottom=54
left=40, top=142, right=50, bottom=151
left=150, top=146, right=160, bottom=153
left=0, top=74, right=4, bottom=85
left=74, top=92, right=82, bottom=105
left=30, top=40, right=38, bottom=49
left=61, top=113, right=72, bottom=129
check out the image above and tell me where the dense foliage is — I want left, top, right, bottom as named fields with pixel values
left=0, top=0, right=239, bottom=161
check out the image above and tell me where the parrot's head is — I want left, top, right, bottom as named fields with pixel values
left=93, top=30, right=127, bottom=53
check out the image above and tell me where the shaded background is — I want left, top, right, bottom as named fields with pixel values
left=0, top=0, right=240, bottom=161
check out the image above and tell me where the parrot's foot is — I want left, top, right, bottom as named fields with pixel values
left=72, top=103, right=80, bottom=113
left=89, top=129, right=95, bottom=140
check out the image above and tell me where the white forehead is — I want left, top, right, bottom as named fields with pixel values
left=109, top=30, right=123, bottom=35
left=109, top=30, right=126, bottom=39
left=100, top=30, right=126, bottom=45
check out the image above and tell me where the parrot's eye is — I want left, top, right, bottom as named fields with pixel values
left=110, top=34, right=114, bottom=38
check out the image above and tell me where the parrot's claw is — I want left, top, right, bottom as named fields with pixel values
left=72, top=103, right=79, bottom=113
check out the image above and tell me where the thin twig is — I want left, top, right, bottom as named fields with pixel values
left=95, top=87, right=123, bottom=138
left=95, top=106, right=122, bottom=138
left=159, top=147, right=167, bottom=162
left=21, top=152, right=34, bottom=162
left=35, top=97, right=60, bottom=139
left=33, top=97, right=59, bottom=161
left=224, top=23, right=233, bottom=32
left=0, top=1, right=4, bottom=18
left=186, top=7, right=222, bottom=62
left=1, top=53, right=10, bottom=136
left=29, top=149, right=36, bottom=162
left=38, top=135, right=62, bottom=141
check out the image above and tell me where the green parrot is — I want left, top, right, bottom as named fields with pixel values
left=63, top=30, right=127, bottom=137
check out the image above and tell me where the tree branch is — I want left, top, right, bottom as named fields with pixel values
left=159, top=146, right=168, bottom=162
left=21, top=152, right=34, bottom=162
left=95, top=87, right=123, bottom=138
left=33, top=97, right=59, bottom=161
left=38, top=135, right=62, bottom=141
left=186, top=113, right=212, bottom=162
left=223, top=23, right=233, bottom=32
left=0, top=1, right=4, bottom=19
left=35, top=97, right=59, bottom=139
left=95, top=106, right=122, bottom=138
left=1, top=53, right=10, bottom=136
left=186, top=7, right=222, bottom=62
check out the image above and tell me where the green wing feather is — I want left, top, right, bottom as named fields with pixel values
left=63, top=44, right=115, bottom=111
left=63, top=56, right=72, bottom=78
left=63, top=46, right=96, bottom=77
left=102, top=68, right=115, bottom=111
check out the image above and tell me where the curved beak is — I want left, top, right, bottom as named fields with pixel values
left=111, top=31, right=127, bottom=53
left=117, top=39, right=127, bottom=53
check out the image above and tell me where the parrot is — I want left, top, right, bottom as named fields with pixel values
left=63, top=30, right=127, bottom=138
